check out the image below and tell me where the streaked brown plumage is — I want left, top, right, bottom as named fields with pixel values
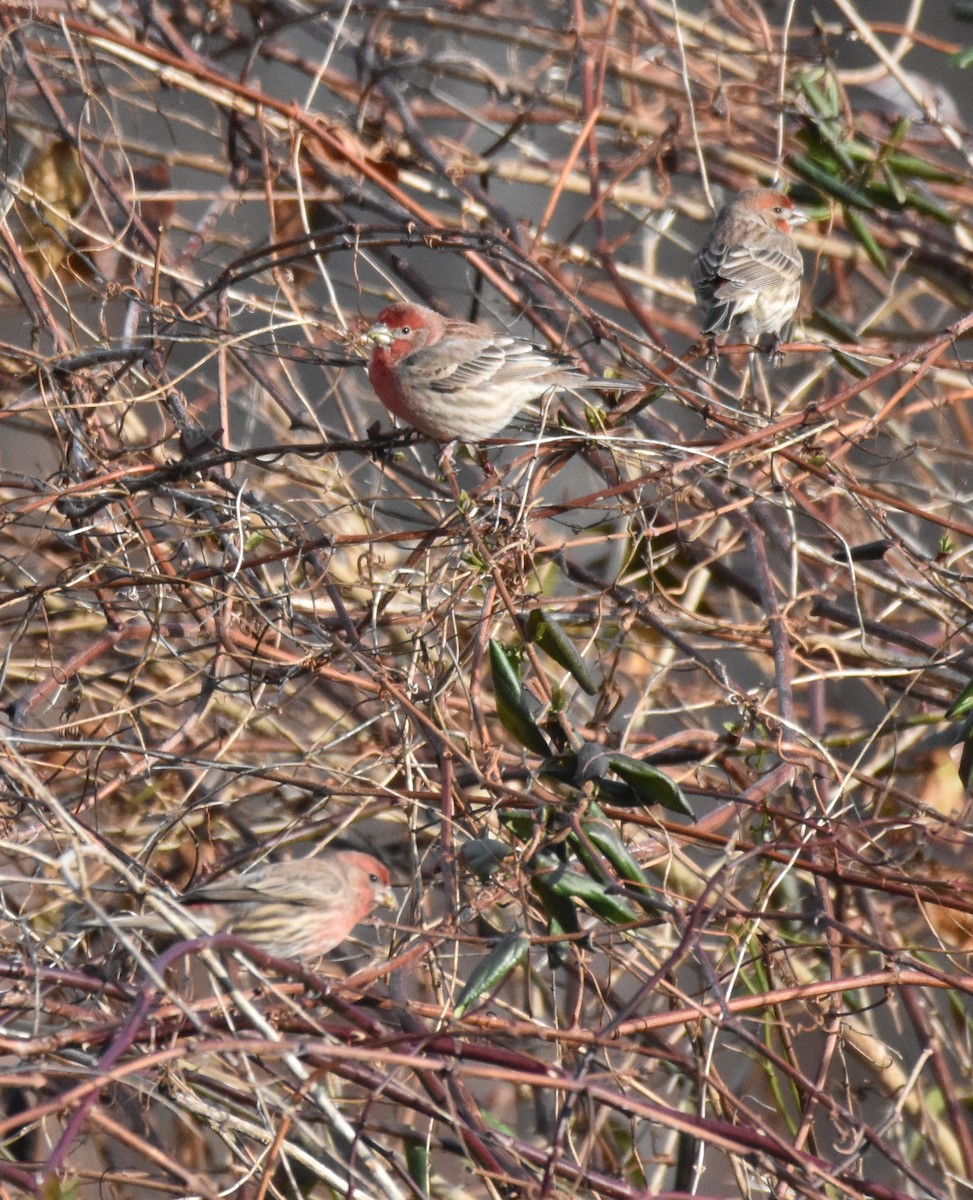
left=691, top=188, right=807, bottom=346
left=107, top=852, right=394, bottom=961
left=366, top=302, right=614, bottom=442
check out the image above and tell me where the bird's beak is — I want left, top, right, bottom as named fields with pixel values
left=788, top=208, right=811, bottom=228
left=365, top=321, right=393, bottom=348
left=376, top=883, right=396, bottom=910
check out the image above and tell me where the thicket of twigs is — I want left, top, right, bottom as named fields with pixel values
left=3, top=1, right=973, bottom=1197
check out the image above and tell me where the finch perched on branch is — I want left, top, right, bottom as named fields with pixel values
left=365, top=301, right=617, bottom=442
left=691, top=188, right=808, bottom=351
left=106, top=852, right=394, bottom=962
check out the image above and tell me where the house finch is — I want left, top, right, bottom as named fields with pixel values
left=109, top=852, right=394, bottom=961
left=691, top=188, right=808, bottom=349
left=365, top=301, right=612, bottom=442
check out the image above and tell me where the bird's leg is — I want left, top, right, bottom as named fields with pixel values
left=702, top=335, right=720, bottom=381
left=765, top=333, right=784, bottom=369
left=474, top=445, right=499, bottom=479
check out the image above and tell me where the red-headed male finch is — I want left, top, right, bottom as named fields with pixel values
left=107, top=851, right=394, bottom=962
left=691, top=188, right=808, bottom=352
left=365, top=301, right=619, bottom=442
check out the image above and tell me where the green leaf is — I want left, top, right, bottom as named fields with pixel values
left=947, top=680, right=973, bottom=721
left=885, top=151, right=960, bottom=183
left=798, top=107, right=857, bottom=173
left=533, top=855, right=639, bottom=926
left=480, top=1110, right=518, bottom=1138
left=488, top=639, right=551, bottom=757
left=454, top=931, right=530, bottom=1017
left=948, top=46, right=973, bottom=67
left=796, top=72, right=839, bottom=120
left=843, top=206, right=887, bottom=273
left=584, top=401, right=610, bottom=431
left=958, top=720, right=973, bottom=791
left=538, top=750, right=644, bottom=805
left=609, top=384, right=667, bottom=419
left=812, top=309, right=859, bottom=343
left=829, top=349, right=872, bottom=379
left=42, top=1176, right=79, bottom=1200
left=497, top=810, right=534, bottom=842
left=879, top=163, right=907, bottom=207
left=405, top=1143, right=429, bottom=1191
left=608, top=754, right=693, bottom=815
left=901, top=187, right=956, bottom=224
left=885, top=116, right=912, bottom=150
left=531, top=868, right=583, bottom=940
left=580, top=815, right=660, bottom=913
left=787, top=155, right=876, bottom=209
left=863, top=181, right=955, bottom=224
left=461, top=837, right=513, bottom=880
left=526, top=609, right=600, bottom=695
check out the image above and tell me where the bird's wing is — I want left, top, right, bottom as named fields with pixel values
left=399, top=334, right=577, bottom=394
left=183, top=879, right=261, bottom=906
left=188, top=864, right=337, bottom=908
left=690, top=240, right=723, bottom=299
left=391, top=333, right=503, bottom=391
left=709, top=232, right=803, bottom=300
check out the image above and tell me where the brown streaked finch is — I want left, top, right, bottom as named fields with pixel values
left=691, top=188, right=808, bottom=352
left=107, top=852, right=394, bottom=962
left=365, top=301, right=618, bottom=442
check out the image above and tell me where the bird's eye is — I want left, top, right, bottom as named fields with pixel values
left=369, top=872, right=381, bottom=883
left=399, top=326, right=411, bottom=335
